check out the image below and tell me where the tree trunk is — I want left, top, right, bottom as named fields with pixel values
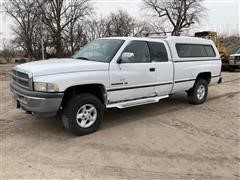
left=56, top=30, right=62, bottom=57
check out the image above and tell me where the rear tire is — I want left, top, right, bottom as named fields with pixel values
left=187, top=79, right=208, bottom=105
left=62, top=93, right=104, bottom=136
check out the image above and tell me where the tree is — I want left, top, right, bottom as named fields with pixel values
left=4, top=0, right=40, bottom=59
left=83, top=11, right=150, bottom=40
left=105, top=10, right=135, bottom=37
left=37, top=0, right=92, bottom=57
left=142, top=0, right=204, bottom=36
left=84, top=17, right=109, bottom=41
left=132, top=21, right=151, bottom=37
left=5, top=0, right=92, bottom=59
left=0, top=39, right=15, bottom=63
left=63, top=21, right=88, bottom=55
left=11, top=23, right=42, bottom=59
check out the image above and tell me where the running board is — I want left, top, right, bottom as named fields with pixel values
left=107, top=95, right=169, bottom=109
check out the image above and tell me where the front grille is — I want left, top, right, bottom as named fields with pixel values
left=11, top=70, right=32, bottom=90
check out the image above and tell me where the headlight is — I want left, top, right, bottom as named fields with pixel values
left=34, top=82, right=59, bottom=92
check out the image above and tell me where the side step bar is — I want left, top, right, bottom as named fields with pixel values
left=107, top=95, right=169, bottom=109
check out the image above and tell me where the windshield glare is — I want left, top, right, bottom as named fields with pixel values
left=72, top=39, right=124, bottom=63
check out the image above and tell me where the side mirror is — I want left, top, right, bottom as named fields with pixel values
left=119, top=52, right=134, bottom=63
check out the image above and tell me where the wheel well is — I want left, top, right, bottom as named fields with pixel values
left=61, top=84, right=107, bottom=108
left=196, top=72, right=211, bottom=84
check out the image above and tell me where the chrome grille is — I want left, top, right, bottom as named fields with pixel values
left=11, top=70, right=32, bottom=90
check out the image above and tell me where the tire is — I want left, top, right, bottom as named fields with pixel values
left=62, top=93, right=104, bottom=136
left=187, top=79, right=208, bottom=105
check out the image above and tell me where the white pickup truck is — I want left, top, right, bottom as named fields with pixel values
left=10, top=36, right=222, bottom=135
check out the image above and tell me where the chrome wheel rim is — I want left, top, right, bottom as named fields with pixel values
left=197, top=85, right=206, bottom=100
left=76, top=104, right=97, bottom=128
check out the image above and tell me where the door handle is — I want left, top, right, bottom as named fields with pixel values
left=149, top=68, right=155, bottom=72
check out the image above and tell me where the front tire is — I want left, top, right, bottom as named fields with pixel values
left=62, top=93, right=104, bottom=136
left=187, top=79, right=208, bottom=105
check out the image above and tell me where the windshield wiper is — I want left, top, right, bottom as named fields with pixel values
left=74, top=57, right=89, bottom=60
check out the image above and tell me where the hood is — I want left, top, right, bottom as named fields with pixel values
left=15, top=58, right=109, bottom=77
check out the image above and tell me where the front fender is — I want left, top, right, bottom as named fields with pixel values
left=33, top=71, right=110, bottom=92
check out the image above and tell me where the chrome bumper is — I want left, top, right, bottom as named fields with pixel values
left=10, top=82, right=64, bottom=117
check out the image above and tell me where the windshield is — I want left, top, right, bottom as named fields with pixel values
left=72, top=39, right=124, bottom=63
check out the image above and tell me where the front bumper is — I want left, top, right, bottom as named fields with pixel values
left=10, top=82, right=64, bottom=117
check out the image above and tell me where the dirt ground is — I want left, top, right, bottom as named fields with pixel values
left=1, top=64, right=240, bottom=180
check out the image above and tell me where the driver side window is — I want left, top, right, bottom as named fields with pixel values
left=122, top=41, right=150, bottom=63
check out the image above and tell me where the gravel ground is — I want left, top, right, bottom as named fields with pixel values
left=0, top=65, right=240, bottom=179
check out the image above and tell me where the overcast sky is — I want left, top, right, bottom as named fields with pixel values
left=0, top=0, right=239, bottom=42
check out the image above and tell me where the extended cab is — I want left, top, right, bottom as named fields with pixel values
left=10, top=36, right=222, bottom=135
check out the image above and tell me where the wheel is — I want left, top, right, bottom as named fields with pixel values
left=187, top=79, right=208, bottom=105
left=62, top=93, right=104, bottom=135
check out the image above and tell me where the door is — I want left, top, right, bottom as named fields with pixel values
left=147, top=41, right=174, bottom=95
left=108, top=41, right=157, bottom=103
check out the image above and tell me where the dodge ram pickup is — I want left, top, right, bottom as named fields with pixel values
left=10, top=36, right=222, bottom=135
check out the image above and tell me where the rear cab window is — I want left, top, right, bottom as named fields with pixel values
left=176, top=44, right=216, bottom=58
left=148, top=42, right=169, bottom=62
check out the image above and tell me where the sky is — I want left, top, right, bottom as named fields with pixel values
left=92, top=0, right=239, bottom=35
left=0, top=0, right=239, bottom=45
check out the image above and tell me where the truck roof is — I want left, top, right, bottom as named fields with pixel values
left=101, top=36, right=214, bottom=45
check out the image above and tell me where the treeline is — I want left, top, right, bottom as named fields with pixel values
left=3, top=0, right=204, bottom=60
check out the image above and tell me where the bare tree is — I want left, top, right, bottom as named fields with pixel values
left=84, top=11, right=151, bottom=39
left=84, top=17, right=109, bottom=41
left=149, top=20, right=168, bottom=35
left=63, top=22, right=88, bottom=55
left=37, top=0, right=92, bottom=57
left=105, top=10, right=135, bottom=37
left=12, top=23, right=43, bottom=59
left=5, top=0, right=92, bottom=58
left=5, top=0, right=155, bottom=59
left=4, top=0, right=39, bottom=59
left=132, top=21, right=151, bottom=37
left=142, top=0, right=204, bottom=35
left=0, top=39, right=15, bottom=63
